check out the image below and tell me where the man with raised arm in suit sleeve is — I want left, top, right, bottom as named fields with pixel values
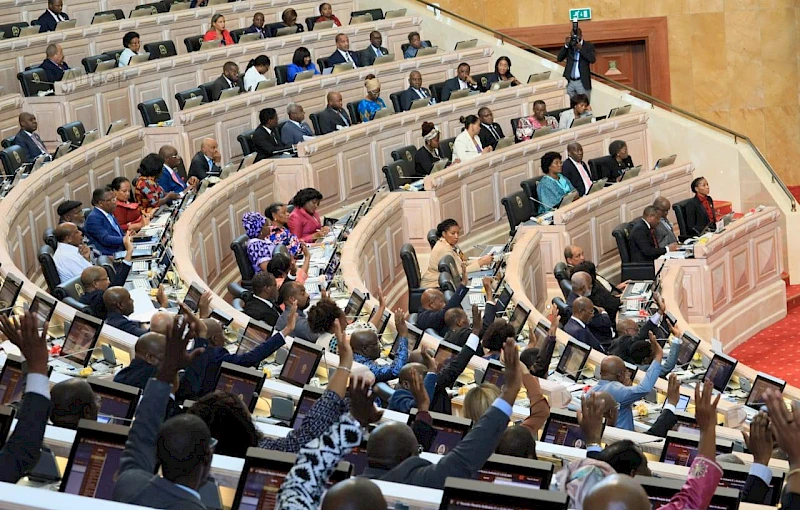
left=317, top=92, right=351, bottom=135
left=359, top=31, right=388, bottom=66
left=563, top=297, right=606, bottom=354
left=83, top=187, right=126, bottom=256
left=477, top=107, right=505, bottom=150
left=188, top=138, right=221, bottom=181
left=399, top=71, right=434, bottom=111
left=13, top=113, right=50, bottom=164
left=328, top=34, right=361, bottom=68
left=40, top=43, right=71, bottom=83
left=562, top=142, right=596, bottom=196
left=281, top=103, right=315, bottom=146
left=629, top=206, right=679, bottom=265
left=36, top=0, right=69, bottom=33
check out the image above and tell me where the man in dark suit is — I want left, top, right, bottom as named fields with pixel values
left=629, top=206, right=679, bottom=267
left=36, top=0, right=69, bottom=33
left=243, top=12, right=267, bottom=38
left=328, top=33, right=361, bottom=68
left=157, top=145, right=197, bottom=194
left=359, top=30, right=388, bottom=66
left=281, top=103, right=315, bottom=146
left=0, top=310, right=53, bottom=484
left=317, top=92, right=352, bottom=134
left=399, top=70, right=434, bottom=111
left=208, top=61, right=242, bottom=101
left=416, top=268, right=469, bottom=337
left=79, top=244, right=133, bottom=320
left=40, top=43, right=71, bottom=83
left=566, top=272, right=613, bottom=348
left=440, top=62, right=484, bottom=101
left=187, top=138, right=221, bottom=181
left=112, top=313, right=211, bottom=510
left=557, top=27, right=596, bottom=99
left=653, top=197, right=678, bottom=247
left=564, top=296, right=606, bottom=353
left=477, top=107, right=505, bottom=150
left=104, top=287, right=148, bottom=337
left=442, top=281, right=495, bottom=347
left=243, top=271, right=280, bottom=327
left=13, top=113, right=50, bottom=164
left=83, top=187, right=125, bottom=255
left=114, top=332, right=165, bottom=390
left=362, top=341, right=520, bottom=489
left=562, top=142, right=597, bottom=196
left=252, top=107, right=291, bottom=162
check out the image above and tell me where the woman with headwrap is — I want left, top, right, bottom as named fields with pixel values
left=242, top=211, right=274, bottom=273
left=357, top=77, right=387, bottom=122
left=551, top=458, right=617, bottom=509
left=414, top=121, right=444, bottom=176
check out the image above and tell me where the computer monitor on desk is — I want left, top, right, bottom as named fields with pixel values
left=279, top=339, right=324, bottom=387
left=636, top=475, right=740, bottom=510
left=182, top=282, right=204, bottom=313
left=676, top=332, right=701, bottom=366
left=746, top=373, right=786, bottom=410
left=0, top=272, right=22, bottom=315
left=87, top=378, right=141, bottom=425
left=343, top=289, right=366, bottom=320
left=408, top=409, right=472, bottom=455
left=494, top=285, right=514, bottom=317
left=57, top=312, right=104, bottom=368
left=215, top=362, right=266, bottom=412
left=236, top=319, right=275, bottom=354
left=30, top=292, right=57, bottom=329
left=479, top=359, right=505, bottom=388
left=555, top=339, right=591, bottom=381
left=440, top=477, right=568, bottom=510
left=290, top=385, right=325, bottom=430
left=0, top=355, right=54, bottom=405
left=434, top=341, right=460, bottom=369
left=659, top=431, right=733, bottom=466
left=541, top=409, right=601, bottom=449
left=509, top=302, right=531, bottom=337
left=59, top=420, right=130, bottom=500
left=718, top=461, right=785, bottom=506
left=703, top=352, right=738, bottom=392
left=476, top=454, right=555, bottom=490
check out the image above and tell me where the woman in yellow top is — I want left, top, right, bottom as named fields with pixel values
left=420, top=218, right=494, bottom=288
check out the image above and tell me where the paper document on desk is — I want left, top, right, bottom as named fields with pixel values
left=128, top=288, right=157, bottom=323
left=662, top=251, right=689, bottom=259
left=0, top=340, right=21, bottom=357
left=150, top=215, right=169, bottom=227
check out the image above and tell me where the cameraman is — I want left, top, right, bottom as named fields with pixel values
left=557, top=25, right=595, bottom=99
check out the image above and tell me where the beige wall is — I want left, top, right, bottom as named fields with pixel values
left=434, top=0, right=800, bottom=185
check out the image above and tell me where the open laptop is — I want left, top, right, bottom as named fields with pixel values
left=278, top=339, right=324, bottom=387
left=55, top=19, right=78, bottom=31
left=182, top=95, right=203, bottom=109
left=238, top=33, right=261, bottom=43
left=555, top=339, right=592, bottom=381
left=313, top=20, right=334, bottom=30
left=532, top=126, right=553, bottom=138
left=218, top=87, right=240, bottom=100
left=586, top=178, right=608, bottom=195
left=91, top=13, right=117, bottom=23
left=431, top=158, right=449, bottom=173
left=384, top=8, right=407, bottom=18
left=214, top=362, right=265, bottom=412
left=494, top=136, right=515, bottom=150
left=416, top=46, right=438, bottom=57
left=373, top=54, right=395, bottom=65
left=59, top=420, right=130, bottom=499
left=476, top=454, right=555, bottom=490
left=570, top=116, right=593, bottom=128
left=81, top=129, right=99, bottom=145
left=332, top=63, right=354, bottom=74
left=274, top=26, right=298, bottom=37
left=30, top=291, right=57, bottom=329
left=106, top=119, right=128, bottom=135
left=557, top=190, right=579, bottom=208
left=440, top=478, right=567, bottom=510
left=373, top=108, right=392, bottom=120
left=408, top=409, right=472, bottom=455
left=620, top=165, right=642, bottom=181
left=527, top=71, right=551, bottom=83
left=448, top=89, right=471, bottom=100
left=0, top=272, right=23, bottom=313
left=654, top=154, right=678, bottom=170
left=87, top=378, right=141, bottom=426
left=49, top=312, right=104, bottom=371
left=490, top=80, right=511, bottom=90
left=293, top=70, right=315, bottom=82
left=53, top=142, right=72, bottom=159
left=95, top=60, right=116, bottom=72
left=62, top=68, right=84, bottom=81
left=541, top=408, right=600, bottom=448
left=454, top=39, right=478, bottom=50
left=128, top=53, right=151, bottom=65
left=19, top=26, right=41, bottom=37
left=236, top=319, right=275, bottom=354
left=608, top=104, right=632, bottom=118
left=255, top=78, right=276, bottom=90
left=238, top=152, right=257, bottom=170
left=409, top=97, right=431, bottom=110
left=199, top=40, right=221, bottom=51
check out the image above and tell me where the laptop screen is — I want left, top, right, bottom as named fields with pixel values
left=0, top=355, right=24, bottom=405
left=323, top=250, right=341, bottom=281
left=676, top=332, right=700, bottom=365
left=660, top=432, right=733, bottom=466
left=290, top=386, right=325, bottom=430
left=279, top=340, right=324, bottom=387
left=343, top=289, right=366, bottom=320
left=746, top=373, right=785, bottom=410
left=541, top=409, right=595, bottom=449
left=703, top=353, right=738, bottom=392
left=409, top=409, right=471, bottom=455
left=509, top=303, right=530, bottom=337
left=30, top=293, right=57, bottom=329
left=88, top=379, right=141, bottom=425
left=61, top=313, right=103, bottom=367
left=237, top=320, right=274, bottom=355
left=215, top=362, right=265, bottom=412
left=439, top=478, right=567, bottom=510
left=182, top=282, right=204, bottom=313
left=434, top=341, right=460, bottom=369
left=482, top=360, right=506, bottom=388
left=495, top=285, right=513, bottom=314
left=60, top=421, right=129, bottom=500
left=475, top=455, right=554, bottom=490
left=555, top=340, right=591, bottom=381
left=0, top=273, right=22, bottom=315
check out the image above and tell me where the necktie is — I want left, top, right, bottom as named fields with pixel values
left=337, top=110, right=349, bottom=126
left=343, top=51, right=352, bottom=63
left=31, top=133, right=47, bottom=154
left=488, top=125, right=499, bottom=141
left=650, top=228, right=657, bottom=247
left=577, top=161, right=592, bottom=190
left=108, top=213, right=122, bottom=236
left=301, top=124, right=311, bottom=136
left=166, top=167, right=182, bottom=186
left=572, top=50, right=580, bottom=79
left=374, top=46, right=382, bottom=56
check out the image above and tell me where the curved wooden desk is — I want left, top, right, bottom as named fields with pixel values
left=0, top=0, right=140, bottom=25
left=0, top=93, right=24, bottom=142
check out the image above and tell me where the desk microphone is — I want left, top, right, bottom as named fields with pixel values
left=528, top=196, right=557, bottom=213
left=637, top=437, right=666, bottom=446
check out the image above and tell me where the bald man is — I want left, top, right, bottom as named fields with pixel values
left=352, top=315, right=407, bottom=383
left=52, top=222, right=92, bottom=282
left=104, top=287, right=148, bottom=337
left=566, top=271, right=613, bottom=346
left=442, top=280, right=495, bottom=347
left=653, top=196, right=678, bottom=248
left=562, top=142, right=597, bottom=196
left=583, top=474, right=650, bottom=510
left=387, top=362, right=429, bottom=413
left=50, top=379, right=98, bottom=429
left=157, top=145, right=197, bottom=194
left=114, top=332, right=166, bottom=389
left=322, top=478, right=387, bottom=510
left=318, top=91, right=351, bottom=134
left=78, top=238, right=134, bottom=318
left=188, top=137, right=221, bottom=181
left=13, top=112, right=49, bottom=164
left=416, top=280, right=469, bottom=337
left=564, top=296, right=606, bottom=353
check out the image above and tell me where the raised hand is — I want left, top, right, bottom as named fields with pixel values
left=648, top=331, right=663, bottom=362
left=349, top=378, right=383, bottom=426
left=178, top=302, right=207, bottom=339
left=282, top=300, right=298, bottom=336
left=0, top=311, right=49, bottom=375
left=742, top=411, right=773, bottom=466
left=578, top=392, right=605, bottom=445
left=471, top=304, right=483, bottom=335
left=548, top=307, right=560, bottom=336
left=409, top=369, right=430, bottom=413
left=198, top=290, right=213, bottom=319
left=393, top=308, right=408, bottom=338
left=156, top=313, right=205, bottom=383
left=499, top=338, right=522, bottom=405
left=764, top=389, right=800, bottom=468
left=666, top=373, right=680, bottom=407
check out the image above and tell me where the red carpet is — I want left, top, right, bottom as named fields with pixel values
left=731, top=283, right=800, bottom=387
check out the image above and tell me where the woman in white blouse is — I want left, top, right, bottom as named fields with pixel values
left=452, top=114, right=492, bottom=163
left=243, top=55, right=272, bottom=92
left=118, top=31, right=141, bottom=67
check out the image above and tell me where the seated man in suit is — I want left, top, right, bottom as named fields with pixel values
left=157, top=145, right=197, bottom=194
left=208, top=61, right=241, bottom=101
left=629, top=206, right=679, bottom=267
left=403, top=31, right=431, bottom=58
left=50, top=379, right=98, bottom=429
left=562, top=142, right=597, bottom=196
left=37, top=0, right=69, bottom=33
left=104, top=287, right=152, bottom=337
left=13, top=113, right=50, bottom=164
left=243, top=12, right=267, bottom=38
left=399, top=71, right=434, bottom=111
left=253, top=107, right=292, bottom=161
left=442, top=280, right=495, bottom=347
left=317, top=91, right=352, bottom=134
left=360, top=30, right=388, bottom=66
left=52, top=222, right=91, bottom=282
left=40, top=43, right=71, bottom=83
left=187, top=138, right=221, bottom=181
left=113, top=332, right=166, bottom=389
left=281, top=103, right=315, bottom=146
left=83, top=187, right=126, bottom=255
left=477, top=107, right=505, bottom=150
left=652, top=197, right=678, bottom=247
left=78, top=239, right=137, bottom=319
left=328, top=33, right=361, bottom=68
left=416, top=267, right=469, bottom=337
left=566, top=271, right=613, bottom=347
left=243, top=271, right=280, bottom=327
left=441, top=62, right=484, bottom=101
left=564, top=296, right=606, bottom=353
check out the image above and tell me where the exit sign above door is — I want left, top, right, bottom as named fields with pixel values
left=569, top=8, right=591, bottom=21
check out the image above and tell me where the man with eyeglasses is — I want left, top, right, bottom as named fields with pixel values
left=653, top=197, right=678, bottom=248
left=157, top=145, right=198, bottom=194
left=78, top=234, right=134, bottom=319
left=84, top=187, right=126, bottom=255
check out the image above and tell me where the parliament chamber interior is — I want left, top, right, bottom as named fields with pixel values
left=0, top=0, right=798, bottom=508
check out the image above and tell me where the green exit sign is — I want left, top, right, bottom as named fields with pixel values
left=569, top=8, right=592, bottom=21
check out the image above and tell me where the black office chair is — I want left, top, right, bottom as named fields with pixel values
left=184, top=35, right=204, bottom=53
left=304, top=16, right=317, bottom=31
left=54, top=275, right=89, bottom=311
left=81, top=54, right=115, bottom=74
left=175, top=87, right=207, bottom=110
left=672, top=198, right=693, bottom=241
left=472, top=72, right=493, bottom=91
left=400, top=243, right=426, bottom=313
left=429, top=82, right=445, bottom=103
left=520, top=176, right=544, bottom=203
left=38, top=245, right=61, bottom=294
left=273, top=65, right=289, bottom=85
left=382, top=160, right=416, bottom=191
left=552, top=297, right=570, bottom=324
left=92, top=9, right=124, bottom=22
left=612, top=221, right=656, bottom=281
left=137, top=99, right=171, bottom=125
left=230, top=234, right=255, bottom=289
left=308, top=112, right=322, bottom=135
left=17, top=69, right=51, bottom=97
left=1, top=136, right=16, bottom=149
left=438, top=271, right=456, bottom=293
left=350, top=8, right=383, bottom=20
left=554, top=262, right=572, bottom=299
left=501, top=190, right=534, bottom=237
left=0, top=145, right=26, bottom=176
left=42, top=228, right=57, bottom=250
left=317, top=57, right=331, bottom=72
left=229, top=28, right=246, bottom=44
left=346, top=101, right=360, bottom=125
left=144, top=41, right=177, bottom=59
left=237, top=129, right=257, bottom=156
left=102, top=50, right=123, bottom=65
left=198, top=80, right=217, bottom=102
left=437, top=254, right=459, bottom=282
left=0, top=22, right=29, bottom=39
left=227, top=281, right=253, bottom=301
left=439, top=137, right=455, bottom=162
left=57, top=121, right=85, bottom=149
left=389, top=92, right=402, bottom=113
left=135, top=1, right=168, bottom=13
left=373, top=382, right=395, bottom=402
left=427, top=229, right=437, bottom=248
left=391, top=145, right=417, bottom=164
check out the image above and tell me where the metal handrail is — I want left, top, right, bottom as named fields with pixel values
left=412, top=0, right=796, bottom=211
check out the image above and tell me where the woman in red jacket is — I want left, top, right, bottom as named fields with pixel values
left=203, top=14, right=234, bottom=46
left=110, top=177, right=148, bottom=232
left=287, top=188, right=329, bottom=242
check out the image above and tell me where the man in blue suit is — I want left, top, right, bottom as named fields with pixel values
left=13, top=113, right=50, bottom=164
left=40, top=43, right=71, bottom=83
left=564, top=296, right=606, bottom=354
left=157, top=145, right=197, bottom=194
left=281, top=103, right=315, bottom=145
left=328, top=34, right=361, bottom=68
left=36, top=0, right=69, bottom=33
left=83, top=187, right=125, bottom=255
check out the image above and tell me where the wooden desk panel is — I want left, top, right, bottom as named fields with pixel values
left=0, top=94, right=24, bottom=143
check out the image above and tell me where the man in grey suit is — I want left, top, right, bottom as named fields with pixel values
left=399, top=71, right=434, bottom=111
left=0, top=310, right=53, bottom=484
left=281, top=103, right=315, bottom=145
left=113, top=309, right=212, bottom=509
left=653, top=197, right=678, bottom=248
left=359, top=31, right=389, bottom=66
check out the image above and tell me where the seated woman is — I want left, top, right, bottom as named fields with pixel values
left=515, top=100, right=558, bottom=141
left=487, top=56, right=521, bottom=87
left=537, top=151, right=576, bottom=214
left=134, top=153, right=180, bottom=212
left=452, top=114, right=491, bottom=163
left=118, top=32, right=141, bottom=67
left=558, top=93, right=593, bottom=130
left=420, top=218, right=494, bottom=287
left=264, top=202, right=304, bottom=257
left=242, top=212, right=274, bottom=274
left=279, top=8, right=304, bottom=34
left=685, top=176, right=717, bottom=236
left=203, top=14, right=234, bottom=46
left=598, top=139, right=635, bottom=183
left=403, top=31, right=431, bottom=59
left=287, top=47, right=320, bottom=82
left=243, top=55, right=271, bottom=91
left=287, top=187, right=329, bottom=242
left=267, top=250, right=309, bottom=287
left=414, top=121, right=443, bottom=176
left=315, top=2, right=341, bottom=26
left=110, top=177, right=147, bottom=232
left=357, top=78, right=387, bottom=122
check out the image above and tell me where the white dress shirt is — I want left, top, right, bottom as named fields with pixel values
left=338, top=49, right=356, bottom=67
left=53, top=242, right=91, bottom=282
left=243, top=65, right=267, bottom=91
left=452, top=130, right=483, bottom=162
